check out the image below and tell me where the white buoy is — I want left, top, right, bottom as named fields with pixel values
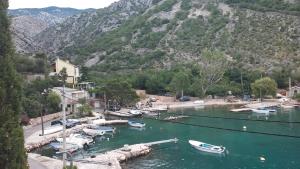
left=243, top=126, right=247, bottom=130
left=260, top=156, right=266, bottom=161
left=107, top=137, right=110, bottom=141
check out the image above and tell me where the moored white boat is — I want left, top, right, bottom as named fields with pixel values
left=128, top=120, right=146, bottom=128
left=83, top=128, right=105, bottom=136
left=251, top=108, right=276, bottom=114
left=129, top=109, right=142, bottom=115
left=56, top=134, right=93, bottom=149
left=44, top=125, right=63, bottom=135
left=88, top=125, right=116, bottom=133
left=189, top=140, right=225, bottom=154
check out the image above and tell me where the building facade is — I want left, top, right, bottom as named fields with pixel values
left=50, top=58, right=80, bottom=87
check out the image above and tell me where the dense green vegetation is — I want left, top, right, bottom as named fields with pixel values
left=93, top=79, right=139, bottom=106
left=15, top=53, right=48, bottom=74
left=22, top=77, right=62, bottom=118
left=0, top=0, right=28, bottom=168
left=251, top=77, right=278, bottom=99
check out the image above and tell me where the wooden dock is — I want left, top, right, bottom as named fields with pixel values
left=144, top=138, right=178, bottom=146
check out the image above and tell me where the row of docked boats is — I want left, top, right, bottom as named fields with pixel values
left=50, top=124, right=116, bottom=152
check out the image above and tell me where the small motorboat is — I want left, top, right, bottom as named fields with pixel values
left=128, top=120, right=146, bottom=128
left=251, top=108, right=276, bottom=114
left=189, top=140, right=225, bottom=154
left=56, top=134, right=93, bottom=149
left=83, top=128, right=105, bottom=137
left=129, top=109, right=142, bottom=115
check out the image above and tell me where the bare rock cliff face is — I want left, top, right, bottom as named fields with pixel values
left=9, top=6, right=94, bottom=53
left=32, top=0, right=157, bottom=56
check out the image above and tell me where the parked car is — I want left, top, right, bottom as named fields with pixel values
left=179, top=96, right=190, bottom=102
left=51, top=119, right=79, bottom=129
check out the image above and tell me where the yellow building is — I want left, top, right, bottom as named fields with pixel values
left=50, top=58, right=80, bottom=87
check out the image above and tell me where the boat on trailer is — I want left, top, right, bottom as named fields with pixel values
left=128, top=120, right=146, bottom=128
left=189, top=140, right=225, bottom=154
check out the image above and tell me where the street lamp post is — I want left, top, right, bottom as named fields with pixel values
left=41, top=89, right=49, bottom=136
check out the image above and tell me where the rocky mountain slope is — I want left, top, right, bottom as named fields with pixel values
left=12, top=0, right=300, bottom=74
left=33, top=0, right=156, bottom=56
left=9, top=6, right=93, bottom=53
left=60, top=0, right=299, bottom=72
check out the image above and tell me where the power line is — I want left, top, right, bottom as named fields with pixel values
left=143, top=117, right=300, bottom=139
left=161, top=112, right=300, bottom=124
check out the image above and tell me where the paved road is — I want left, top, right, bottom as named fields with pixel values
left=24, top=120, right=54, bottom=169
left=28, top=157, right=48, bottom=169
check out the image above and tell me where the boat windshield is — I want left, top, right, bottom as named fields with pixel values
left=201, top=144, right=213, bottom=148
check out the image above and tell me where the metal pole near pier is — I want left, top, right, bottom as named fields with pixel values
left=62, top=84, right=67, bottom=167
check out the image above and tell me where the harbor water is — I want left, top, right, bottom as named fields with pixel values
left=39, top=106, right=300, bottom=169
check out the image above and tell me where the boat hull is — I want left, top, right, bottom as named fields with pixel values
left=189, top=140, right=225, bottom=154
left=128, top=121, right=146, bottom=128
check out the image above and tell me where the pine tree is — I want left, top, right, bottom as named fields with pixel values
left=0, top=1, right=28, bottom=168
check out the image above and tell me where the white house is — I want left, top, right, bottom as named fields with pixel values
left=52, top=87, right=89, bottom=113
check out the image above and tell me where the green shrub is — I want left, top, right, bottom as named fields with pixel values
left=63, top=166, right=78, bottom=169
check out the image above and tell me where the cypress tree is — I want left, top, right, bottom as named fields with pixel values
left=0, top=0, right=28, bottom=168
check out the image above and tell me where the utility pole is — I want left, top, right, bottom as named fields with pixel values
left=59, top=67, right=68, bottom=168
left=62, top=84, right=67, bottom=167
left=40, top=109, right=44, bottom=136
left=241, top=72, right=244, bottom=98
left=41, top=89, right=49, bottom=136
left=289, top=77, right=292, bottom=98
left=259, top=73, right=263, bottom=102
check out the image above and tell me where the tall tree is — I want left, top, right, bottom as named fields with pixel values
left=251, top=77, right=277, bottom=99
left=0, top=1, right=28, bottom=168
left=170, top=71, right=190, bottom=97
left=198, top=49, right=231, bottom=95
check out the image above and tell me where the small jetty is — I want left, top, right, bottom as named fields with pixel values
left=83, top=138, right=178, bottom=165
left=91, top=119, right=128, bottom=125
left=143, top=138, right=178, bottom=146
left=104, top=110, right=135, bottom=117
left=164, top=116, right=189, bottom=121
left=230, top=102, right=280, bottom=112
left=230, top=108, right=251, bottom=112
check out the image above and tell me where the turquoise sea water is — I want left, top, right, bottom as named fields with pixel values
left=40, top=106, right=300, bottom=169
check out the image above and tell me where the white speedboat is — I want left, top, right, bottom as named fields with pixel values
left=83, top=128, right=105, bottom=137
left=44, top=125, right=63, bottom=135
left=251, top=108, right=276, bottom=114
left=129, top=110, right=142, bottom=115
left=56, top=134, right=93, bottom=149
left=128, top=120, right=146, bottom=128
left=189, top=140, right=225, bottom=154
